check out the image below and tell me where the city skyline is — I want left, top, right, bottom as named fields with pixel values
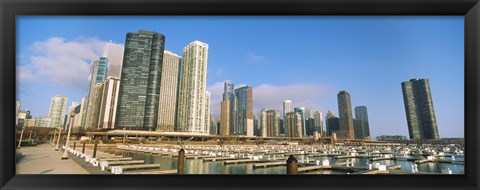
left=16, top=16, right=464, bottom=138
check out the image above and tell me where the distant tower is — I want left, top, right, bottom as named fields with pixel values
left=176, top=40, right=210, bottom=133
left=260, top=109, right=268, bottom=137
left=314, top=111, right=323, bottom=135
left=286, top=112, right=303, bottom=138
left=401, top=78, right=439, bottom=140
left=354, top=106, right=370, bottom=139
left=294, top=107, right=306, bottom=136
left=82, top=57, right=109, bottom=129
left=98, top=76, right=120, bottom=129
left=337, top=91, right=355, bottom=139
left=235, top=86, right=253, bottom=136
left=48, top=95, right=68, bottom=128
left=156, top=51, right=182, bottom=132
left=282, top=100, right=293, bottom=135
left=222, top=80, right=236, bottom=135
left=266, top=110, right=280, bottom=137
left=115, top=30, right=165, bottom=131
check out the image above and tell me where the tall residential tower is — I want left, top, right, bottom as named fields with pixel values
left=115, top=30, right=166, bottom=130
left=401, top=78, right=439, bottom=140
left=176, top=41, right=210, bottom=133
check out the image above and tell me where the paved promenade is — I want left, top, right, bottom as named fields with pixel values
left=16, top=143, right=89, bottom=174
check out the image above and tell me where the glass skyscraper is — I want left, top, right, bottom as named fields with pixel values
left=401, top=78, right=439, bottom=140
left=222, top=80, right=236, bottom=135
left=354, top=106, right=370, bottom=139
left=294, top=107, right=306, bottom=136
left=115, top=30, right=165, bottom=130
left=81, top=57, right=109, bottom=129
left=235, top=86, right=253, bottom=136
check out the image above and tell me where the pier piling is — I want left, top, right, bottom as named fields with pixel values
left=93, top=143, right=98, bottom=158
left=82, top=143, right=86, bottom=154
left=178, top=149, right=185, bottom=174
left=287, top=155, right=298, bottom=175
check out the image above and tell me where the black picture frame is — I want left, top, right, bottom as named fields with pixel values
left=1, top=0, right=479, bottom=189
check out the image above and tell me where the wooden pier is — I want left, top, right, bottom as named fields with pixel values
left=224, top=159, right=267, bottom=165
left=123, top=169, right=177, bottom=175
left=203, top=157, right=236, bottom=162
left=106, top=160, right=145, bottom=166
left=98, top=157, right=133, bottom=161
left=108, top=164, right=160, bottom=171
left=253, top=161, right=285, bottom=168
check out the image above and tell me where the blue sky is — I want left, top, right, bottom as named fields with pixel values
left=16, top=16, right=464, bottom=138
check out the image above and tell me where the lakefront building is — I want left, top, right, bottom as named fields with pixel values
left=82, top=57, right=109, bottom=129
left=48, top=95, right=68, bottom=128
left=176, top=40, right=210, bottom=134
left=294, top=107, right=306, bottom=136
left=115, top=30, right=166, bottom=131
left=401, top=78, right=440, bottom=140
left=235, top=86, right=254, bottom=136
left=282, top=100, right=293, bottom=135
left=354, top=106, right=370, bottom=139
left=337, top=91, right=355, bottom=139
left=98, top=76, right=120, bottom=129
left=156, top=50, right=182, bottom=132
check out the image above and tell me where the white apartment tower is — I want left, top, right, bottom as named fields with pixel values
left=176, top=41, right=210, bottom=134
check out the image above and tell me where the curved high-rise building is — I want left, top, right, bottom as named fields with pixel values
left=115, top=30, right=165, bottom=130
left=401, top=78, right=439, bottom=140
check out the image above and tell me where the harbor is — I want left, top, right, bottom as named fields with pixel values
left=17, top=140, right=464, bottom=175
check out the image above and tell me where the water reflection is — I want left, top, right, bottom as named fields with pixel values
left=118, top=150, right=463, bottom=174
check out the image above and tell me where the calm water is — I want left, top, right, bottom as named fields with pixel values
left=119, top=150, right=464, bottom=174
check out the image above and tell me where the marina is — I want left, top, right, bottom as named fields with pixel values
left=34, top=141, right=464, bottom=175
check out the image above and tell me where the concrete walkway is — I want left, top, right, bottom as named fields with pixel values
left=16, top=143, right=89, bottom=174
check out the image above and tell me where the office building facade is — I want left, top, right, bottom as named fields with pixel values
left=235, top=86, right=253, bottom=136
left=314, top=111, right=323, bottom=135
left=294, top=107, right=306, bottom=136
left=283, top=100, right=293, bottom=135
left=48, top=95, right=68, bottom=128
left=266, top=110, right=280, bottom=137
left=354, top=106, right=370, bottom=139
left=337, top=91, right=355, bottom=139
left=156, top=51, right=182, bottom=131
left=83, top=57, right=109, bottom=129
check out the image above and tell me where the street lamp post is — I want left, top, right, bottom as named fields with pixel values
left=17, top=127, right=25, bottom=149
left=62, top=111, right=75, bottom=160
left=55, top=127, right=62, bottom=151
left=51, top=130, right=57, bottom=146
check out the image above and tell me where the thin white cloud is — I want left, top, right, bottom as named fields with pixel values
left=215, top=69, right=224, bottom=75
left=17, top=37, right=117, bottom=88
left=208, top=82, right=333, bottom=118
left=207, top=81, right=225, bottom=119
left=244, top=52, right=267, bottom=63
left=252, top=83, right=330, bottom=115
